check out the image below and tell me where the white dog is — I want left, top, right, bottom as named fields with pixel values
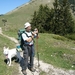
left=3, top=47, right=22, bottom=66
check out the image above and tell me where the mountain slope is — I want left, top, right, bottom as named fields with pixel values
left=0, top=0, right=54, bottom=31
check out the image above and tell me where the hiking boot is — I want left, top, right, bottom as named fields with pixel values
left=22, top=70, right=27, bottom=75
left=29, top=68, right=35, bottom=72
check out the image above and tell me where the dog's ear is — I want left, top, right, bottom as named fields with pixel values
left=7, top=47, right=9, bottom=50
left=3, top=46, right=6, bottom=50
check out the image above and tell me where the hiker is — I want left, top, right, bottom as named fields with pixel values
left=21, top=22, right=38, bottom=75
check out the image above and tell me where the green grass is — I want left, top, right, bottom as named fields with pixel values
left=35, top=33, right=75, bottom=70
left=40, top=71, right=46, bottom=75
left=1, top=30, right=75, bottom=71
left=3, top=30, right=18, bottom=39
left=1, top=32, right=75, bottom=75
left=65, top=33, right=75, bottom=40
left=0, top=34, right=19, bottom=75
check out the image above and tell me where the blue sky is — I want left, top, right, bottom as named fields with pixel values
left=0, top=0, right=30, bottom=14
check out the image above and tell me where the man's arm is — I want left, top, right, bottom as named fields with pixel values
left=22, top=33, right=33, bottom=42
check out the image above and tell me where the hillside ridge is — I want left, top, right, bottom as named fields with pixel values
left=6, top=2, right=30, bottom=15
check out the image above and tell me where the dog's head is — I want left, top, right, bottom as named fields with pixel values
left=3, top=47, right=9, bottom=56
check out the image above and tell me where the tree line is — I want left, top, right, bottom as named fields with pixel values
left=31, top=0, right=75, bottom=36
left=59, top=0, right=75, bottom=13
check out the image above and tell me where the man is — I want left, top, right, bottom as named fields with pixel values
left=21, top=22, right=38, bottom=75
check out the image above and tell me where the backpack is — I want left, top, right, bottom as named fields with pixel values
left=17, top=29, right=25, bottom=50
left=17, top=29, right=34, bottom=51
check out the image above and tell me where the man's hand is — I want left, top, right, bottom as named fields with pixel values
left=32, top=28, right=38, bottom=35
left=32, top=28, right=39, bottom=39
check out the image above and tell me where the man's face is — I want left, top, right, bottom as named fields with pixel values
left=26, top=26, right=31, bottom=32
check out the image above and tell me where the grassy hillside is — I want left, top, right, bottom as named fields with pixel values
left=0, top=34, right=19, bottom=75
left=0, top=0, right=54, bottom=33
left=0, top=33, right=75, bottom=75
left=37, top=33, right=75, bottom=69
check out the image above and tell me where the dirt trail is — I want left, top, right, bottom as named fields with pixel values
left=0, top=27, right=75, bottom=75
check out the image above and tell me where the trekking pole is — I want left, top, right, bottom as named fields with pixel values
left=36, top=33, right=40, bottom=67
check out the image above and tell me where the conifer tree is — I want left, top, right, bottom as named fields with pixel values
left=42, top=5, right=51, bottom=32
left=37, top=4, right=45, bottom=32
left=53, top=0, right=74, bottom=35
left=60, top=0, right=74, bottom=35
left=31, top=11, right=38, bottom=30
left=53, top=0, right=61, bottom=34
left=31, top=5, right=50, bottom=33
left=31, top=0, right=74, bottom=34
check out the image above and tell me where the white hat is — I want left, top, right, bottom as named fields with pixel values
left=24, top=22, right=31, bottom=28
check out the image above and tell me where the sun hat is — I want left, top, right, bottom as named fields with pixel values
left=24, top=22, right=31, bottom=28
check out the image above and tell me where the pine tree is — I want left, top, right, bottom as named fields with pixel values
left=42, top=5, right=51, bottom=32
left=60, top=0, right=74, bottom=35
left=31, top=5, right=50, bottom=33
left=53, top=0, right=61, bottom=34
left=31, top=11, right=38, bottom=30
left=37, top=4, right=45, bottom=32
left=52, top=0, right=74, bottom=35
left=31, top=0, right=74, bottom=34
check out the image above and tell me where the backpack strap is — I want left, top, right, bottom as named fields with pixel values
left=24, top=32, right=29, bottom=37
left=24, top=32, right=32, bottom=38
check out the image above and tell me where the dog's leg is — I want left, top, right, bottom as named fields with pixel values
left=8, top=58, right=11, bottom=66
left=7, top=58, right=10, bottom=64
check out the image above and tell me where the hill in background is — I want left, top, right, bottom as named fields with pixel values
left=0, top=0, right=54, bottom=32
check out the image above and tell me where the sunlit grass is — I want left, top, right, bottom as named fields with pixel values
left=0, top=35, right=18, bottom=75
left=35, top=33, right=75, bottom=70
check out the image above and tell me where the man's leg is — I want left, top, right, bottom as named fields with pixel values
left=22, top=46, right=28, bottom=75
left=29, top=45, right=35, bottom=72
